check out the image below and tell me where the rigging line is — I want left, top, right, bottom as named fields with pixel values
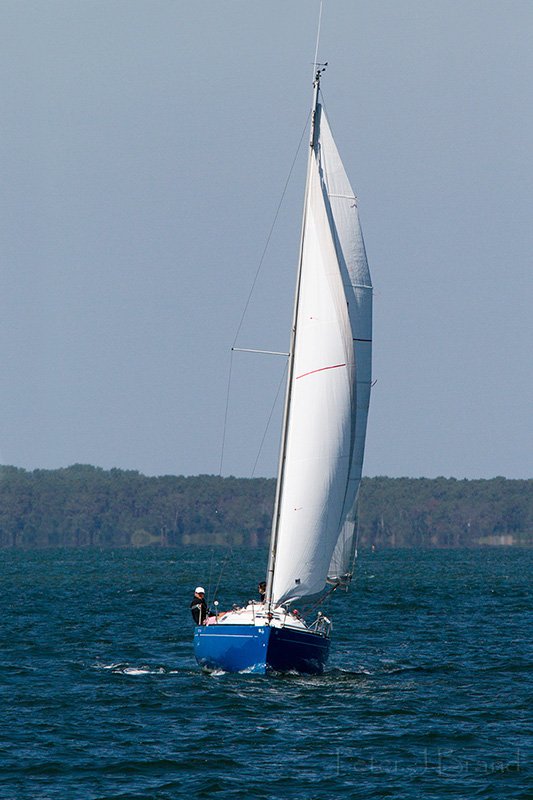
left=302, top=582, right=338, bottom=616
left=218, top=348, right=234, bottom=476
left=251, top=360, right=288, bottom=478
left=212, top=546, right=233, bottom=604
left=351, top=507, right=362, bottom=574
left=312, top=0, right=323, bottom=75
left=231, top=111, right=311, bottom=349
left=206, top=549, right=216, bottom=607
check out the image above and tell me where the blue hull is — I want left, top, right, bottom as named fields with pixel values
left=267, top=625, right=330, bottom=674
left=194, top=624, right=330, bottom=675
left=194, top=624, right=270, bottom=674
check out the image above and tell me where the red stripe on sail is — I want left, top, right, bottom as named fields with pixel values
left=296, top=363, right=346, bottom=380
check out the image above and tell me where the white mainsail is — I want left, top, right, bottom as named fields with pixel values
left=270, top=102, right=372, bottom=606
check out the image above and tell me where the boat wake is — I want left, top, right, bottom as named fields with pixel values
left=92, top=662, right=181, bottom=676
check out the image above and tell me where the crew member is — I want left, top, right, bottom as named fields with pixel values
left=190, top=586, right=209, bottom=625
left=258, top=581, right=266, bottom=603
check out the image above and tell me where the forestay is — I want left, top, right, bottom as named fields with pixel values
left=271, top=104, right=372, bottom=606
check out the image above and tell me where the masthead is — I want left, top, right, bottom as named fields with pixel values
left=310, top=62, right=327, bottom=148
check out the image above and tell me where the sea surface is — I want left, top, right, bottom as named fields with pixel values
left=1, top=546, right=531, bottom=800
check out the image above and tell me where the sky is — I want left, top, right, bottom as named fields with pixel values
left=1, top=0, right=531, bottom=480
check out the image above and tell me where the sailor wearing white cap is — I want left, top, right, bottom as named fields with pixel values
left=190, top=586, right=209, bottom=625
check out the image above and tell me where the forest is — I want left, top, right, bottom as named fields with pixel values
left=0, top=464, right=531, bottom=548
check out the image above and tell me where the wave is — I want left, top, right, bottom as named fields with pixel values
left=92, top=662, right=187, bottom=676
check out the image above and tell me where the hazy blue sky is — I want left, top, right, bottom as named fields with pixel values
left=1, top=1, right=531, bottom=479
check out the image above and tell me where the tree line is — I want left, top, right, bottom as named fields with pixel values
left=0, top=465, right=531, bottom=548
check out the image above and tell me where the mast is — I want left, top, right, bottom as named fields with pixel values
left=265, top=67, right=326, bottom=611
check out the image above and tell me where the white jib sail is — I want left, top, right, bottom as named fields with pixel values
left=271, top=104, right=372, bottom=605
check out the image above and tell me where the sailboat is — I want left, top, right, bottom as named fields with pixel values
left=194, top=66, right=372, bottom=674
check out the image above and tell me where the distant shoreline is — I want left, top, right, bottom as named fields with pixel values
left=1, top=465, right=531, bottom=549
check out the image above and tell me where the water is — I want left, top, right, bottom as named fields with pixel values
left=1, top=547, right=531, bottom=799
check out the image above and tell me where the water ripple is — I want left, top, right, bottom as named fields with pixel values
left=1, top=547, right=531, bottom=800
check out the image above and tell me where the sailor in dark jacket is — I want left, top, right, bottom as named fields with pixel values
left=190, top=586, right=209, bottom=625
